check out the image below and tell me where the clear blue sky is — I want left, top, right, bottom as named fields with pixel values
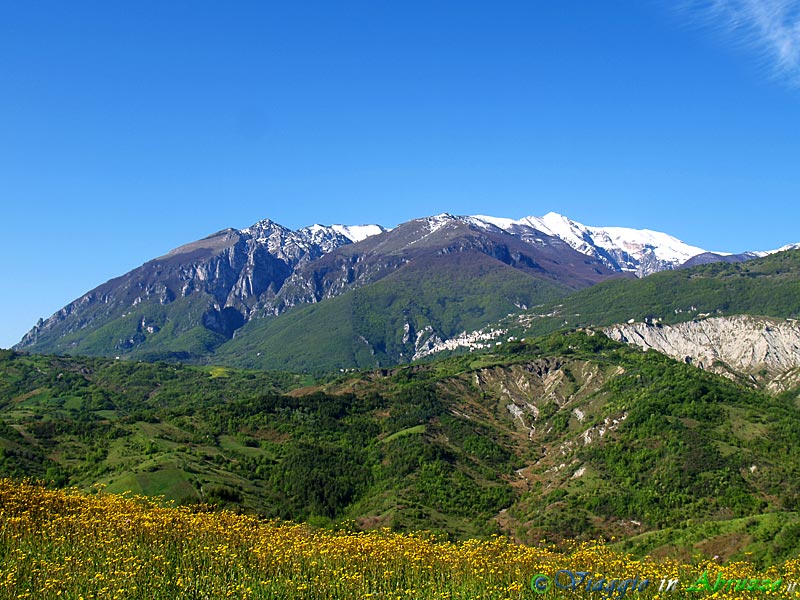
left=1, top=1, right=799, bottom=349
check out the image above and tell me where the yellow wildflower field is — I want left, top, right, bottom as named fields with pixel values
left=0, top=478, right=798, bottom=599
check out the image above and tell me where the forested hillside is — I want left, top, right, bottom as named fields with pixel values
left=4, top=330, right=800, bottom=564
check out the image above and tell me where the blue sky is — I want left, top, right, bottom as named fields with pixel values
left=1, top=0, right=799, bottom=348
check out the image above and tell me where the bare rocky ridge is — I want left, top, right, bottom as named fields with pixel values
left=18, top=222, right=337, bottom=348
left=603, top=315, right=800, bottom=391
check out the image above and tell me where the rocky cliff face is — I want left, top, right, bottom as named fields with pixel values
left=604, top=315, right=800, bottom=391
left=16, top=221, right=372, bottom=352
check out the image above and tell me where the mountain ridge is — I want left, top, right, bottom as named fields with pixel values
left=14, top=211, right=800, bottom=372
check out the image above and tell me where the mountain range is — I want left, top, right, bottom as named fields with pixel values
left=14, top=211, right=800, bottom=374
left=7, top=210, right=800, bottom=563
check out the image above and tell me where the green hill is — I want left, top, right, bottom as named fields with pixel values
left=511, top=249, right=800, bottom=339
left=4, top=329, right=800, bottom=564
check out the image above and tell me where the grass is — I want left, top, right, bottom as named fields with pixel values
left=618, top=512, right=800, bottom=567
left=104, top=464, right=198, bottom=500
left=2, top=479, right=800, bottom=600
left=208, top=366, right=231, bottom=378
left=218, top=434, right=271, bottom=458
left=382, top=425, right=426, bottom=443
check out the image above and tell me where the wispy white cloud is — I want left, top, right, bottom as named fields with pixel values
left=681, top=0, right=800, bottom=86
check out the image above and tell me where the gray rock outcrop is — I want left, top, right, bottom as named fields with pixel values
left=604, top=315, right=800, bottom=392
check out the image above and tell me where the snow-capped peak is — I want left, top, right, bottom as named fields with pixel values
left=295, top=223, right=384, bottom=254
left=472, top=212, right=711, bottom=276
left=329, top=224, right=386, bottom=243
left=766, top=243, right=800, bottom=255
left=240, top=218, right=291, bottom=237
left=470, top=214, right=517, bottom=230
left=288, top=223, right=385, bottom=245
left=241, top=212, right=797, bottom=278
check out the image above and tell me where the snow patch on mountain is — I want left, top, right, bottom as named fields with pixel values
left=330, top=224, right=386, bottom=242
left=473, top=212, right=712, bottom=276
left=234, top=213, right=796, bottom=279
left=767, top=243, right=800, bottom=255
left=424, top=213, right=458, bottom=234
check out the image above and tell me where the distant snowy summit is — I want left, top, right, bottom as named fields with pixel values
left=471, top=212, right=708, bottom=277
left=315, top=210, right=722, bottom=276
left=173, top=212, right=800, bottom=277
